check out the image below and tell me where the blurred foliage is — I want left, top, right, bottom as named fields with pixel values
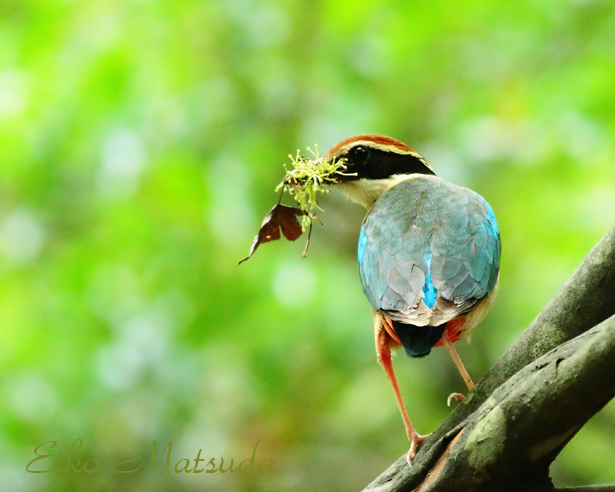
left=1, top=0, right=615, bottom=490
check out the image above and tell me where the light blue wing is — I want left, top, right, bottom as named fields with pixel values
left=358, top=176, right=501, bottom=327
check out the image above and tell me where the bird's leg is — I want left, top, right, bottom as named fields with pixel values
left=441, top=330, right=474, bottom=391
left=375, top=326, right=427, bottom=460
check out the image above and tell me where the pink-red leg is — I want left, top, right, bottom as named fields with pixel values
left=441, top=330, right=474, bottom=391
left=375, top=323, right=427, bottom=460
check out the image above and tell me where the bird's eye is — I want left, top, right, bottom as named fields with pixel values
left=349, top=145, right=369, bottom=163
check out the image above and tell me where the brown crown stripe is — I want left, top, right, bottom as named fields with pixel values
left=326, top=134, right=415, bottom=160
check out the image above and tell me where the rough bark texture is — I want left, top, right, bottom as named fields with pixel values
left=362, top=226, right=615, bottom=492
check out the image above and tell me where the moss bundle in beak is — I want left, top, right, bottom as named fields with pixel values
left=239, top=146, right=349, bottom=264
left=276, top=147, right=348, bottom=225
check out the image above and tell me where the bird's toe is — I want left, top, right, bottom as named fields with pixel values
left=406, top=433, right=429, bottom=464
left=447, top=392, right=465, bottom=406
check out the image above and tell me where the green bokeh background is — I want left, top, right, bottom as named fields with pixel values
left=2, top=0, right=615, bottom=490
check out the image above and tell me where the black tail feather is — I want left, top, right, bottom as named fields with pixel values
left=392, top=321, right=445, bottom=358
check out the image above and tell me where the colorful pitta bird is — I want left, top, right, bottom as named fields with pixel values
left=325, top=135, right=501, bottom=459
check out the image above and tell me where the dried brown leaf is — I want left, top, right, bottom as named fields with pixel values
left=238, top=204, right=309, bottom=265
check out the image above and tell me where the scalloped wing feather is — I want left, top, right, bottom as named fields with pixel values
left=359, top=176, right=501, bottom=328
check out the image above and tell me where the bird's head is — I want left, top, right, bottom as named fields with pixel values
left=325, top=134, right=435, bottom=209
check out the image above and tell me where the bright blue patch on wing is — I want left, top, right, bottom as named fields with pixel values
left=482, top=200, right=500, bottom=239
left=480, top=199, right=501, bottom=294
left=422, top=253, right=438, bottom=308
left=358, top=226, right=367, bottom=264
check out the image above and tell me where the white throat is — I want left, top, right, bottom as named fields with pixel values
left=336, top=174, right=428, bottom=209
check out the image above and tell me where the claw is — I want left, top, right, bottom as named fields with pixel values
left=406, top=432, right=429, bottom=464
left=447, top=392, right=465, bottom=406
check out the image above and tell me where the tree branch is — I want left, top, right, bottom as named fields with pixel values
left=363, top=226, right=615, bottom=492
left=422, top=314, right=615, bottom=491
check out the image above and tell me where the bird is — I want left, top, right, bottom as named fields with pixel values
left=324, top=134, right=501, bottom=460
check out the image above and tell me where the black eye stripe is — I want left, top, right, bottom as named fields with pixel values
left=334, top=146, right=436, bottom=182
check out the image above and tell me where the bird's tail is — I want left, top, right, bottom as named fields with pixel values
left=392, top=321, right=445, bottom=358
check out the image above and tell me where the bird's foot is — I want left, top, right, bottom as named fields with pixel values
left=447, top=392, right=465, bottom=406
left=406, top=433, right=429, bottom=465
